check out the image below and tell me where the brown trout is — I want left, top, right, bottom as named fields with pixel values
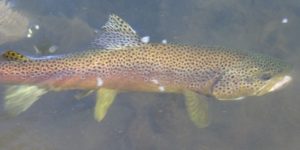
left=0, top=14, right=292, bottom=128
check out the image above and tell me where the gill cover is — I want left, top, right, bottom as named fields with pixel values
left=212, top=51, right=292, bottom=100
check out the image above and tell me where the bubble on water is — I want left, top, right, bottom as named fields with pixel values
left=34, top=25, right=40, bottom=30
left=141, top=36, right=150, bottom=43
left=162, top=39, right=167, bottom=44
left=27, top=33, right=32, bottom=38
left=281, top=17, right=288, bottom=24
left=49, top=45, right=58, bottom=53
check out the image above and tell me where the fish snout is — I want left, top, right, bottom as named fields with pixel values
left=256, top=75, right=292, bottom=96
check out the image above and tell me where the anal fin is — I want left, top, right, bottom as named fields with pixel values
left=184, top=90, right=210, bottom=128
left=4, top=85, right=48, bottom=116
left=94, top=88, right=118, bottom=122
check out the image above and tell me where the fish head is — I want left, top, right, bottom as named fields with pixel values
left=212, top=52, right=292, bottom=100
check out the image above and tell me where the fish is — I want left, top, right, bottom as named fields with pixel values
left=0, top=14, right=292, bottom=128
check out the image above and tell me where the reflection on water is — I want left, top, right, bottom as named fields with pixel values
left=0, top=0, right=299, bottom=149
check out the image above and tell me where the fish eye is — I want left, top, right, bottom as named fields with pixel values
left=260, top=73, right=272, bottom=81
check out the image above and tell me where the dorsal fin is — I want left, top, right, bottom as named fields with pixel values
left=2, top=50, right=30, bottom=62
left=91, top=14, right=144, bottom=49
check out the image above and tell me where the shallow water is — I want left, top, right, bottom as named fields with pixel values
left=0, top=0, right=299, bottom=149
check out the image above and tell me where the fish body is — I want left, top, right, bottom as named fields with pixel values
left=0, top=43, right=291, bottom=99
left=0, top=14, right=292, bottom=128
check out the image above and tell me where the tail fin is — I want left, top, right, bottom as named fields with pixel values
left=4, top=85, right=48, bottom=116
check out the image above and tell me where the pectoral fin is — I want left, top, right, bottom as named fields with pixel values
left=94, top=88, right=118, bottom=122
left=184, top=90, right=210, bottom=128
left=4, top=85, right=48, bottom=116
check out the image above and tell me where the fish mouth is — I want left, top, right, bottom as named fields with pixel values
left=256, top=75, right=292, bottom=96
